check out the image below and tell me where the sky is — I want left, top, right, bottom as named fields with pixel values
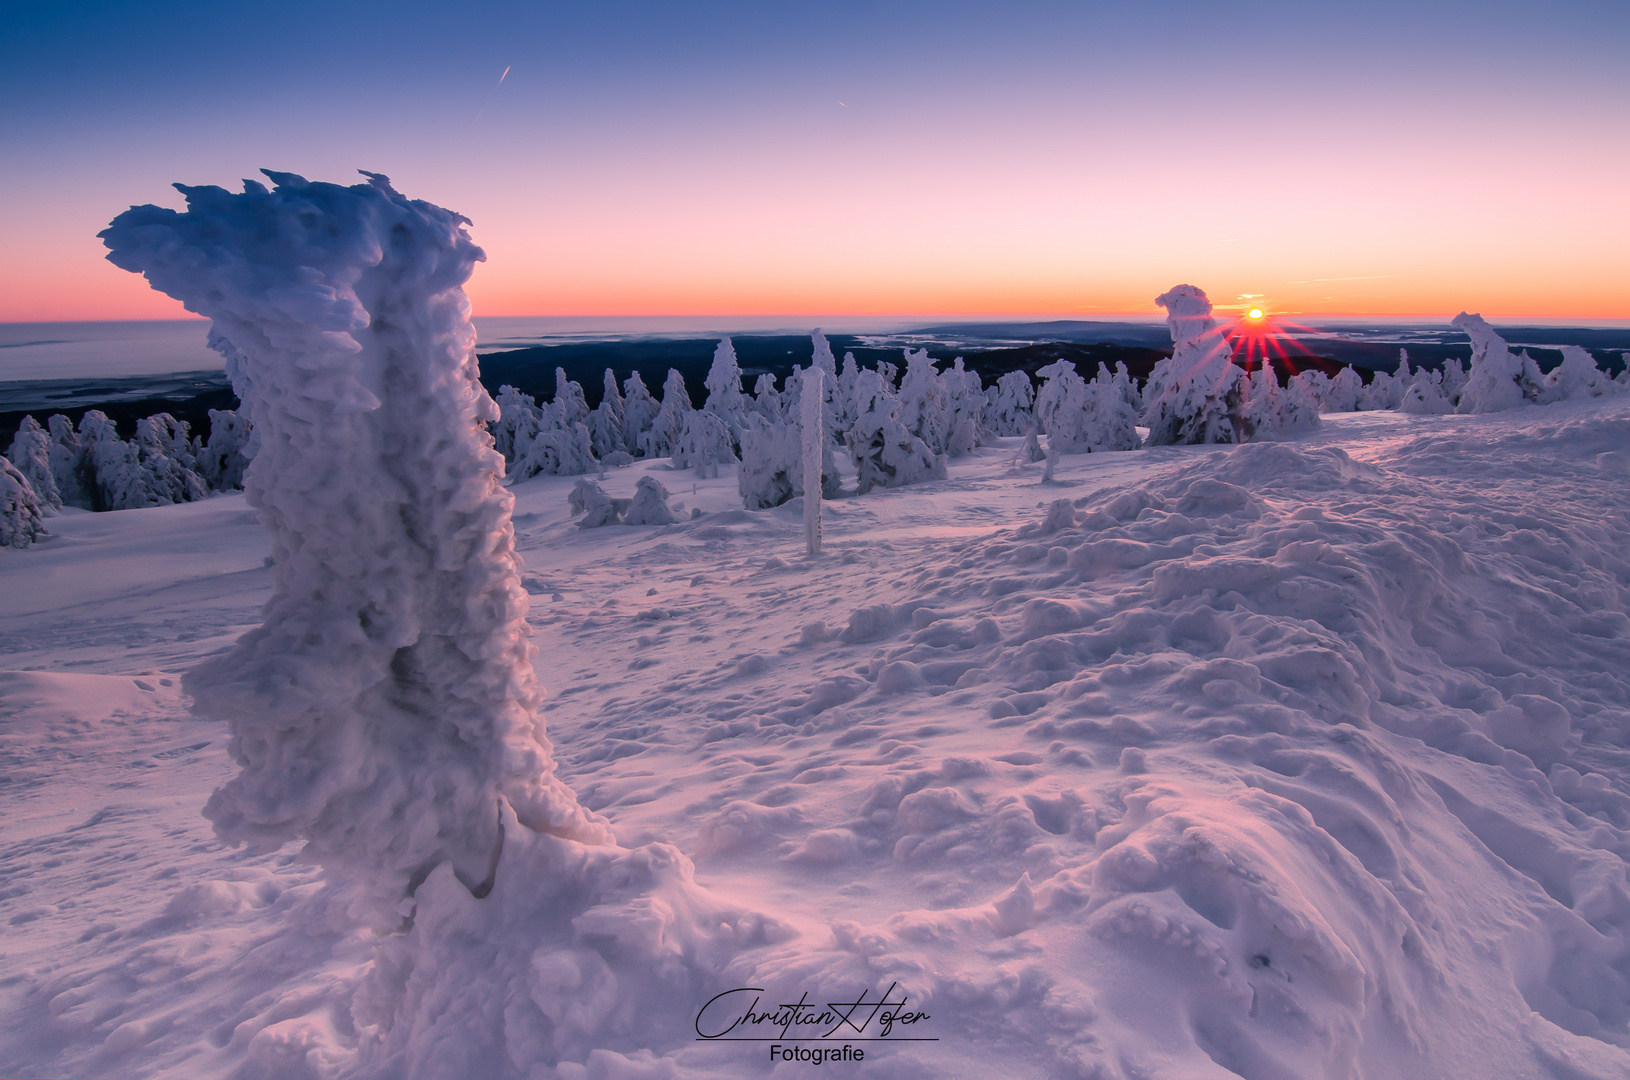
left=3, top=0, right=1627, bottom=323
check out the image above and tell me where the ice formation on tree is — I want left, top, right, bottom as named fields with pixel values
left=810, top=329, right=842, bottom=439
left=623, top=474, right=678, bottom=525
left=897, top=347, right=952, bottom=455
left=6, top=416, right=60, bottom=512
left=1236, top=366, right=1321, bottom=440
left=835, top=351, right=861, bottom=434
left=1144, top=284, right=1245, bottom=444
left=0, top=456, right=46, bottom=549
left=620, top=371, right=659, bottom=454
left=750, top=371, right=783, bottom=422
left=986, top=369, right=1037, bottom=437
left=1453, top=312, right=1544, bottom=414
left=101, top=170, right=613, bottom=922
left=941, top=357, right=986, bottom=457
left=738, top=410, right=840, bottom=510
left=495, top=385, right=599, bottom=481
left=1398, top=367, right=1454, bottom=414
left=847, top=368, right=945, bottom=494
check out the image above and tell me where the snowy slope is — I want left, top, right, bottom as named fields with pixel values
left=3, top=400, right=1629, bottom=1079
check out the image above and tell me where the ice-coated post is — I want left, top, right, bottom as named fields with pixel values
left=100, top=172, right=609, bottom=923
left=802, top=364, right=824, bottom=556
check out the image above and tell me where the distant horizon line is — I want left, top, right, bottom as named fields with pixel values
left=7, top=312, right=1630, bottom=329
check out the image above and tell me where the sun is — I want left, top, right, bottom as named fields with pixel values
left=1245, top=306, right=1265, bottom=321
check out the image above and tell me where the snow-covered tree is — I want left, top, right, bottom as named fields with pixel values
left=985, top=370, right=1036, bottom=437
left=1036, top=360, right=1141, bottom=453
left=810, top=329, right=842, bottom=440
left=750, top=372, right=783, bottom=423
left=846, top=368, right=945, bottom=494
left=1323, top=367, right=1363, bottom=413
left=737, top=411, right=841, bottom=510
left=102, top=169, right=612, bottom=925
left=586, top=369, right=626, bottom=458
left=621, top=371, right=659, bottom=454
left=624, top=474, right=678, bottom=525
left=0, top=457, right=45, bottom=549
left=568, top=477, right=626, bottom=528
left=78, top=410, right=150, bottom=511
left=46, top=414, right=90, bottom=509
left=1398, top=368, right=1453, bottom=414
left=195, top=408, right=253, bottom=490
left=897, top=347, right=952, bottom=455
left=672, top=409, right=737, bottom=478
left=942, top=357, right=986, bottom=458
left=1453, top=312, right=1544, bottom=414
left=6, top=416, right=60, bottom=511
left=133, top=413, right=210, bottom=504
left=493, top=384, right=540, bottom=462
left=835, top=351, right=861, bottom=438
left=641, top=368, right=693, bottom=458
left=1439, top=357, right=1468, bottom=407
left=553, top=368, right=590, bottom=429
left=1237, top=366, right=1320, bottom=439
left=1540, top=345, right=1620, bottom=403
left=1143, top=284, right=1245, bottom=444
left=702, top=338, right=749, bottom=445
left=1280, top=372, right=1324, bottom=433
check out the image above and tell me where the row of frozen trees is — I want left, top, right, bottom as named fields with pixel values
left=4, top=288, right=1625, bottom=549
left=505, top=287, right=1628, bottom=524
left=1, top=408, right=252, bottom=548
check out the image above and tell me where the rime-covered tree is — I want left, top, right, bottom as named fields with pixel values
left=102, top=170, right=612, bottom=922
left=985, top=369, right=1036, bottom=437
left=702, top=338, right=749, bottom=446
left=642, top=368, right=693, bottom=458
left=586, top=368, right=626, bottom=458
left=621, top=370, right=659, bottom=454
left=554, top=367, right=590, bottom=429
left=847, top=368, right=944, bottom=494
left=6, top=416, right=60, bottom=512
left=1453, top=312, right=1544, bottom=413
left=1143, top=285, right=1245, bottom=445
left=0, top=457, right=45, bottom=549
left=195, top=409, right=254, bottom=491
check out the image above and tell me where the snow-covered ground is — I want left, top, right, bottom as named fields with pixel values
left=3, top=400, right=1629, bottom=1079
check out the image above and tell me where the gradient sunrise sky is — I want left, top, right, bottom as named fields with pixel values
left=3, top=0, right=1626, bottom=323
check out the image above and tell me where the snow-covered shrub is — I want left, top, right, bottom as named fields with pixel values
left=672, top=409, right=737, bottom=478
left=621, top=371, right=659, bottom=454
left=1143, top=284, right=1245, bottom=444
left=1323, top=366, right=1363, bottom=413
left=1541, top=345, right=1620, bottom=403
left=568, top=477, right=626, bottom=528
left=623, top=474, right=678, bottom=525
left=1453, top=312, right=1544, bottom=414
left=1439, top=357, right=1468, bottom=406
left=1398, top=368, right=1453, bottom=414
left=641, top=368, right=693, bottom=458
left=1036, top=360, right=1141, bottom=453
left=1019, top=431, right=1046, bottom=463
left=846, top=368, right=945, bottom=495
left=703, top=338, right=749, bottom=445
left=0, top=457, right=45, bottom=549
left=103, top=169, right=612, bottom=924
left=737, top=412, right=841, bottom=510
left=6, top=416, right=60, bottom=511
left=587, top=368, right=626, bottom=458
left=194, top=408, right=253, bottom=490
left=986, top=370, right=1036, bottom=437
left=1236, top=366, right=1321, bottom=439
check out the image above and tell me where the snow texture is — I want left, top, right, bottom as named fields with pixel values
left=101, top=171, right=612, bottom=922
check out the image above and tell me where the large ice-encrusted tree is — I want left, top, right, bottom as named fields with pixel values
left=101, top=171, right=611, bottom=921
left=1144, top=284, right=1245, bottom=444
left=1453, top=312, right=1544, bottom=414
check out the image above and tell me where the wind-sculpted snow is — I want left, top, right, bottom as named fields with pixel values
left=101, top=172, right=613, bottom=920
